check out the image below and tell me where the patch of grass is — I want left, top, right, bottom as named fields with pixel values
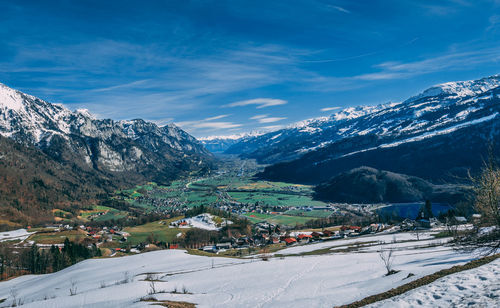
left=28, top=229, right=88, bottom=244
left=276, top=241, right=379, bottom=257
left=229, top=191, right=326, bottom=208
left=243, top=212, right=315, bottom=226
left=284, top=209, right=332, bottom=218
left=151, top=300, right=195, bottom=308
left=78, top=205, right=129, bottom=222
left=338, top=253, right=500, bottom=308
left=123, top=217, right=186, bottom=246
left=186, top=248, right=245, bottom=258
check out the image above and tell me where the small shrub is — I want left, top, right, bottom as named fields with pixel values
left=148, top=281, right=157, bottom=295
left=379, top=248, right=397, bottom=276
left=69, top=280, right=77, bottom=296
left=140, top=295, right=157, bottom=302
left=145, top=273, right=158, bottom=281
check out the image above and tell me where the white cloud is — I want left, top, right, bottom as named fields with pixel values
left=320, top=106, right=341, bottom=112
left=225, top=98, right=287, bottom=108
left=327, top=5, right=350, bottom=14
left=175, top=114, right=241, bottom=133
left=353, top=47, right=500, bottom=81
left=250, top=114, right=268, bottom=120
left=249, top=114, right=286, bottom=123
left=258, top=117, right=287, bottom=123
left=190, top=122, right=242, bottom=129
left=259, top=125, right=284, bottom=131
left=204, top=114, right=230, bottom=121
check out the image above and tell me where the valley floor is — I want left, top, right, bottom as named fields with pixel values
left=0, top=232, right=495, bottom=307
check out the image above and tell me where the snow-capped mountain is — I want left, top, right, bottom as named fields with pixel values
left=227, top=75, right=500, bottom=165
left=224, top=104, right=393, bottom=163
left=224, top=75, right=500, bottom=184
left=199, top=131, right=265, bottom=153
left=0, top=82, right=214, bottom=179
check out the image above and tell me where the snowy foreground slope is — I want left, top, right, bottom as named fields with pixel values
left=0, top=233, right=492, bottom=308
left=367, top=258, right=500, bottom=308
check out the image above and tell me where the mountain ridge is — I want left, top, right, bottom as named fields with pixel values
left=0, top=82, right=215, bottom=225
left=0, top=82, right=214, bottom=179
left=224, top=75, right=500, bottom=164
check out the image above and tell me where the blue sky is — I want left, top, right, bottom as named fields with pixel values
left=0, top=0, right=499, bottom=137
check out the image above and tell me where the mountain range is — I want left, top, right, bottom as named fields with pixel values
left=0, top=82, right=214, bottom=225
left=220, top=75, right=500, bottom=185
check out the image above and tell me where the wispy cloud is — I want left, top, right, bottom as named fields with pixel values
left=204, top=114, right=230, bottom=121
left=189, top=122, right=242, bottom=129
left=250, top=114, right=268, bottom=120
left=225, top=98, right=288, bottom=108
left=257, top=117, right=287, bottom=123
left=354, top=47, right=500, bottom=81
left=259, top=125, right=284, bottom=131
left=175, top=114, right=242, bottom=133
left=249, top=114, right=286, bottom=123
left=320, top=106, right=341, bottom=112
left=88, top=79, right=151, bottom=92
left=487, top=14, right=500, bottom=32
left=327, top=5, right=350, bottom=14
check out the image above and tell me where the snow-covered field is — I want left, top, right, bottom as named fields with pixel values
left=0, top=228, right=34, bottom=242
left=172, top=213, right=231, bottom=231
left=0, top=232, right=492, bottom=308
left=368, top=258, right=500, bottom=307
left=276, top=232, right=435, bottom=256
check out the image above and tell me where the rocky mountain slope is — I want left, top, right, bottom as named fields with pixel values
left=0, top=82, right=214, bottom=182
left=0, top=136, right=113, bottom=226
left=0, top=82, right=215, bottom=224
left=246, top=75, right=500, bottom=184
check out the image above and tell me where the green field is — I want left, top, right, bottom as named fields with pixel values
left=228, top=191, right=327, bottom=207
left=192, top=176, right=314, bottom=193
left=28, top=229, right=88, bottom=244
left=115, top=175, right=329, bottom=226
left=123, top=216, right=186, bottom=246
left=284, top=209, right=332, bottom=218
left=79, top=205, right=129, bottom=222
left=243, top=213, right=315, bottom=226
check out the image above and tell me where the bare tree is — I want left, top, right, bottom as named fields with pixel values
left=379, top=248, right=397, bottom=275
left=412, top=227, right=420, bottom=241
left=148, top=281, right=157, bottom=295
left=455, top=156, right=500, bottom=254
left=69, top=279, right=78, bottom=296
left=10, top=287, right=18, bottom=307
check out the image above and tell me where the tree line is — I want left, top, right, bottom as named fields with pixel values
left=0, top=238, right=101, bottom=280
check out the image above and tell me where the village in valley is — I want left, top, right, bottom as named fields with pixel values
left=1, top=157, right=474, bottom=262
